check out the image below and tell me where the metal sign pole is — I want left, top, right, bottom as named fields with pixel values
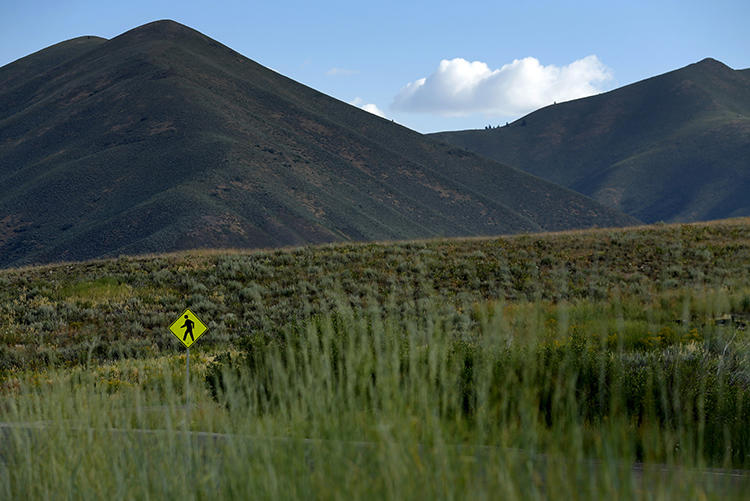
left=169, top=308, right=208, bottom=418
left=185, top=346, right=193, bottom=473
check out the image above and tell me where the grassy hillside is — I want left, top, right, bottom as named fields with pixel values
left=431, top=58, right=750, bottom=224
left=1, top=218, right=750, bottom=498
left=0, top=20, right=636, bottom=268
left=1, top=217, right=747, bottom=371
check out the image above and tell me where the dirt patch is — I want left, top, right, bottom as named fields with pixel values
left=149, top=121, right=176, bottom=135
left=191, top=214, right=247, bottom=238
left=421, top=180, right=472, bottom=202
left=111, top=117, right=137, bottom=133
left=297, top=117, right=332, bottom=137
left=294, top=192, right=326, bottom=219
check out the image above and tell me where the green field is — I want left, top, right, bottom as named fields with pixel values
left=1, top=218, right=750, bottom=498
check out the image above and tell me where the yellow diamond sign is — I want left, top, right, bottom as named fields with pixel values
left=169, top=309, right=208, bottom=348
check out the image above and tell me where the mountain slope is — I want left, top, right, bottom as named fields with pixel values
left=0, top=36, right=107, bottom=91
left=431, top=58, right=750, bottom=223
left=0, top=20, right=636, bottom=267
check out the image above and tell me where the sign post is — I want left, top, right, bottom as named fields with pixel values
left=169, top=309, right=208, bottom=410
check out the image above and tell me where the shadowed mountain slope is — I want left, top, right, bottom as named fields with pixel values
left=0, top=20, right=636, bottom=267
left=431, top=58, right=750, bottom=223
left=0, top=36, right=107, bottom=91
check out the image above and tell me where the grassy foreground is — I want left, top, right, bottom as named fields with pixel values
left=1, top=218, right=750, bottom=498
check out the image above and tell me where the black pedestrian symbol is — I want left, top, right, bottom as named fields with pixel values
left=181, top=314, right=195, bottom=342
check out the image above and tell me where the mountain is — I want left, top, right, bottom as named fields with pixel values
left=431, top=58, right=750, bottom=223
left=0, top=20, right=637, bottom=267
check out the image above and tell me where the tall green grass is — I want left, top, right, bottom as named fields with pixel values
left=2, top=288, right=749, bottom=499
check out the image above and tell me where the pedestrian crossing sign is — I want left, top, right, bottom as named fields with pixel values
left=169, top=309, right=208, bottom=348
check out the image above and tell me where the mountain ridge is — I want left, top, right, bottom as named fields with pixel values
left=430, top=58, right=750, bottom=223
left=0, top=20, right=637, bottom=267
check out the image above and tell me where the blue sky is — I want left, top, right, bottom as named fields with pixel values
left=2, top=0, right=748, bottom=133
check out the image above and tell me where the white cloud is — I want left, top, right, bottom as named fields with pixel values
left=392, top=55, right=612, bottom=116
left=327, top=67, right=359, bottom=76
left=350, top=97, right=387, bottom=118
